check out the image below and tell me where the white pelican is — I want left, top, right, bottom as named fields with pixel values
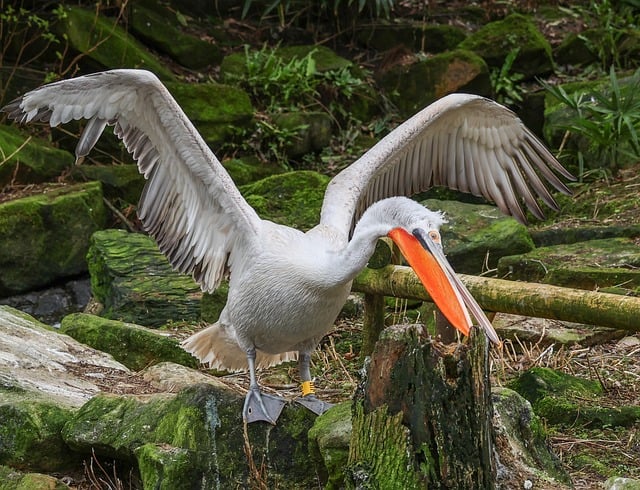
left=2, top=69, right=574, bottom=424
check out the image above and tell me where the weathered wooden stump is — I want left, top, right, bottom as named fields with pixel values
left=347, top=325, right=495, bottom=489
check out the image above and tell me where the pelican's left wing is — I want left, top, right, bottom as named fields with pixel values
left=2, top=69, right=262, bottom=292
left=320, top=93, right=574, bottom=238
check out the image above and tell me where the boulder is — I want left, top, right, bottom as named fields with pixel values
left=62, top=383, right=320, bottom=489
left=422, top=199, right=534, bottom=274
left=69, top=163, right=145, bottom=206
left=221, top=155, right=284, bottom=186
left=240, top=170, right=330, bottom=231
left=54, top=6, right=174, bottom=80
left=458, top=13, right=553, bottom=79
left=87, top=229, right=203, bottom=327
left=492, top=387, right=572, bottom=489
left=0, top=466, right=70, bottom=490
left=273, top=111, right=333, bottom=159
left=0, top=125, right=73, bottom=187
left=128, top=3, right=222, bottom=69
left=605, top=477, right=640, bottom=490
left=497, top=237, right=640, bottom=293
left=0, top=182, right=107, bottom=296
left=165, top=81, right=254, bottom=147
left=509, top=367, right=640, bottom=428
left=0, top=305, right=131, bottom=409
left=378, top=49, right=490, bottom=118
left=356, top=20, right=466, bottom=53
left=59, top=313, right=199, bottom=371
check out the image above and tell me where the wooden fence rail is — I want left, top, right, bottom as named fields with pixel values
left=353, top=265, right=640, bottom=352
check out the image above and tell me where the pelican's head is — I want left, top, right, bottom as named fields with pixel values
left=380, top=197, right=500, bottom=345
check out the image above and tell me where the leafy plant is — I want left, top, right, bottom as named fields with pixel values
left=490, top=48, right=525, bottom=107
left=543, top=67, right=640, bottom=180
left=225, top=45, right=369, bottom=167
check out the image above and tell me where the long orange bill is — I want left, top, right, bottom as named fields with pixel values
left=388, top=228, right=501, bottom=345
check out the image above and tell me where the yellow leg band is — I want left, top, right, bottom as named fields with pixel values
left=301, top=381, right=315, bottom=397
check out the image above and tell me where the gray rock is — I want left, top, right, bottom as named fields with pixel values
left=605, top=477, right=640, bottom=490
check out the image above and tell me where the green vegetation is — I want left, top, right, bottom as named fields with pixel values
left=543, top=67, right=640, bottom=179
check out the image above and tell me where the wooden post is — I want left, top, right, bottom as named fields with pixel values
left=361, top=293, right=385, bottom=358
left=347, top=325, right=495, bottom=489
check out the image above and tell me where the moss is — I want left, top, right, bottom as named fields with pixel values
left=128, top=4, right=222, bottom=69
left=56, top=6, right=174, bottom=80
left=308, top=402, right=352, bottom=490
left=509, top=367, right=603, bottom=405
left=221, top=156, right=284, bottom=186
left=458, top=13, right=553, bottom=78
left=0, top=125, right=73, bottom=187
left=379, top=49, right=490, bottom=118
left=0, top=401, right=76, bottom=472
left=240, top=170, right=330, bottom=231
left=59, top=313, right=199, bottom=371
left=0, top=466, right=70, bottom=490
left=165, top=82, right=253, bottom=146
left=0, top=182, right=106, bottom=295
left=87, top=229, right=202, bottom=327
left=69, top=164, right=145, bottom=205
left=135, top=443, right=197, bottom=490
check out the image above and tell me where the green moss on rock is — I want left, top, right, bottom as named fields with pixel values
left=128, top=4, right=222, bottom=69
left=378, top=49, right=490, bottom=118
left=308, top=402, right=352, bottom=490
left=87, top=229, right=202, bottom=327
left=56, top=6, right=174, bottom=80
left=0, top=466, right=70, bottom=490
left=459, top=13, right=553, bottom=78
left=422, top=199, right=534, bottom=274
left=0, top=182, right=106, bottom=295
left=165, top=82, right=253, bottom=147
left=0, top=125, right=74, bottom=187
left=221, top=156, right=284, bottom=186
left=240, top=170, right=330, bottom=231
left=69, top=164, right=145, bottom=205
left=60, top=313, right=198, bottom=371
left=0, top=401, right=76, bottom=472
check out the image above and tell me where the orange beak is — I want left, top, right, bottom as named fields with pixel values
left=388, top=227, right=500, bottom=344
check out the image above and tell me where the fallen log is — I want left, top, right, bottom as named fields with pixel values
left=353, top=265, right=640, bottom=332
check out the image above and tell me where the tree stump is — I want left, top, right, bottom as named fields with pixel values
left=347, top=325, right=496, bottom=489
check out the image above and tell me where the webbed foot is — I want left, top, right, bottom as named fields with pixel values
left=295, top=395, right=334, bottom=415
left=243, top=387, right=287, bottom=424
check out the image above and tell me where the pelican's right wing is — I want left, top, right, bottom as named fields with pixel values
left=2, top=69, right=262, bottom=292
left=320, top=93, right=574, bottom=239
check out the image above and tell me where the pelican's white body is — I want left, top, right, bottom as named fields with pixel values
left=2, top=69, right=573, bottom=373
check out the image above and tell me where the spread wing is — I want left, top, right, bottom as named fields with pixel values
left=320, top=93, right=574, bottom=239
left=2, top=69, right=262, bottom=292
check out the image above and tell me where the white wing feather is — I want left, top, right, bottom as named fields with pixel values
left=3, top=69, right=262, bottom=292
left=320, top=93, right=574, bottom=239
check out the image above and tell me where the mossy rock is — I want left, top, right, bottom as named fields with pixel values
left=165, top=81, right=253, bottom=147
left=308, top=402, right=352, bottom=490
left=0, top=125, right=74, bottom=187
left=0, top=181, right=107, bottom=296
left=421, top=199, right=534, bottom=274
left=356, top=20, right=466, bottom=53
left=55, top=6, right=174, bottom=80
left=128, top=3, right=222, bottom=69
left=69, top=163, right=145, bottom=205
left=273, top=111, right=333, bottom=159
left=240, top=170, right=330, bottom=231
left=554, top=29, right=600, bottom=67
left=62, top=383, right=318, bottom=488
left=378, top=49, right=490, bottom=118
left=60, top=313, right=199, bottom=371
left=221, top=155, right=284, bottom=186
left=491, top=387, right=571, bottom=487
left=0, top=466, right=70, bottom=490
left=509, top=367, right=640, bottom=428
left=497, top=237, right=640, bottom=291
left=0, top=401, right=76, bottom=473
left=459, top=13, right=553, bottom=79
left=221, top=45, right=353, bottom=81
left=87, top=229, right=203, bottom=327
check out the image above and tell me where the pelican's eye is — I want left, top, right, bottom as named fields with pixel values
left=428, top=230, right=441, bottom=244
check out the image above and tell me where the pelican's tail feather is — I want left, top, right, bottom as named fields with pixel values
left=181, top=323, right=298, bottom=372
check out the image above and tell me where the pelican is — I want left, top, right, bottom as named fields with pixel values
left=2, top=69, right=574, bottom=424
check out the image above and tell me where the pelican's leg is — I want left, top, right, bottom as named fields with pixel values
left=243, top=348, right=286, bottom=424
left=295, top=352, right=333, bottom=415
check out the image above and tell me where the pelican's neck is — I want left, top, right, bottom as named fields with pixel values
left=330, top=201, right=402, bottom=284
